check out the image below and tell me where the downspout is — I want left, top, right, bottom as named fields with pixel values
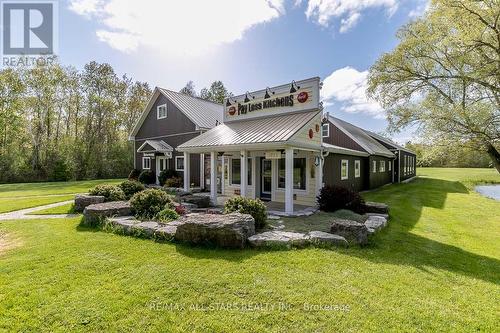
left=398, top=150, right=401, bottom=183
left=133, top=140, right=136, bottom=169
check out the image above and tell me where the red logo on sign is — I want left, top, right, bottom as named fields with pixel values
left=309, top=129, right=314, bottom=139
left=228, top=106, right=236, bottom=115
left=298, top=91, right=308, bottom=103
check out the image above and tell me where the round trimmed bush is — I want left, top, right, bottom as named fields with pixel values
left=138, top=170, right=156, bottom=184
left=164, top=177, right=183, bottom=188
left=156, top=208, right=179, bottom=222
left=130, top=188, right=174, bottom=219
left=317, top=185, right=365, bottom=214
left=89, top=184, right=126, bottom=202
left=128, top=169, right=141, bottom=181
left=224, top=196, right=267, bottom=230
left=158, top=169, right=178, bottom=186
left=119, top=180, right=145, bottom=199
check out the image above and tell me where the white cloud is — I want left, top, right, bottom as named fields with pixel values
left=321, top=66, right=385, bottom=118
left=408, top=0, right=429, bottom=18
left=305, top=0, right=398, bottom=32
left=69, top=0, right=285, bottom=56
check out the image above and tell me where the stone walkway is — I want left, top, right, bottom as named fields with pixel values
left=0, top=200, right=78, bottom=221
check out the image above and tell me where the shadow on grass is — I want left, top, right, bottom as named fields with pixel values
left=355, top=177, right=500, bottom=285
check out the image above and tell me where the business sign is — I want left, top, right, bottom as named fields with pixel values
left=265, top=151, right=282, bottom=159
left=224, top=77, right=320, bottom=123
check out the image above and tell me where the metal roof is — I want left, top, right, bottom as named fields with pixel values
left=322, top=143, right=369, bottom=157
left=363, top=130, right=415, bottom=154
left=329, top=116, right=395, bottom=158
left=137, top=140, right=173, bottom=153
left=159, top=88, right=223, bottom=129
left=178, top=111, right=318, bottom=151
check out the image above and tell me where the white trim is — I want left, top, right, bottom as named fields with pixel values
left=389, top=160, right=392, bottom=171
left=175, top=156, right=185, bottom=171
left=157, top=104, right=167, bottom=119
left=322, top=143, right=369, bottom=157
left=142, top=157, right=151, bottom=170
left=136, top=140, right=173, bottom=153
left=354, top=160, right=360, bottom=178
left=321, top=123, right=329, bottom=138
left=372, top=160, right=377, bottom=173
left=341, top=159, right=349, bottom=180
left=276, top=156, right=307, bottom=191
left=379, top=160, right=386, bottom=172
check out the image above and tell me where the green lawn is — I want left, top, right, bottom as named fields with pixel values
left=27, top=202, right=76, bottom=215
left=0, top=169, right=499, bottom=332
left=0, top=179, right=124, bottom=213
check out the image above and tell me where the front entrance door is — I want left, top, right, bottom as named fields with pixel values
left=156, top=156, right=167, bottom=184
left=260, top=159, right=272, bottom=201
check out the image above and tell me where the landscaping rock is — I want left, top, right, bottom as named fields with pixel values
left=364, top=201, right=389, bottom=214
left=180, top=195, right=211, bottom=208
left=179, top=202, right=198, bottom=212
left=136, top=221, right=161, bottom=237
left=308, top=231, right=348, bottom=247
left=330, top=218, right=369, bottom=245
left=74, top=194, right=105, bottom=212
left=248, top=231, right=309, bottom=248
left=365, top=212, right=389, bottom=219
left=82, top=201, right=131, bottom=226
left=174, top=213, right=255, bottom=248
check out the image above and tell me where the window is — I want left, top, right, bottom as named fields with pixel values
left=389, top=160, right=392, bottom=171
left=231, top=158, right=252, bottom=186
left=278, top=158, right=306, bottom=190
left=157, top=104, right=167, bottom=119
left=354, top=160, right=360, bottom=178
left=341, top=160, right=349, bottom=180
left=175, top=156, right=184, bottom=171
left=379, top=160, right=385, bottom=172
left=404, top=156, right=408, bottom=175
left=372, top=160, right=377, bottom=173
left=142, top=157, right=151, bottom=170
left=322, top=123, right=329, bottom=138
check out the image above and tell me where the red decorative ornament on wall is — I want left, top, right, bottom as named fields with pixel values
left=315, top=124, right=320, bottom=132
left=308, top=129, right=314, bottom=139
left=297, top=91, right=308, bottom=103
left=228, top=106, right=236, bottom=115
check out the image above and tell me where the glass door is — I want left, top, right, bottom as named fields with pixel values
left=260, top=159, right=272, bottom=200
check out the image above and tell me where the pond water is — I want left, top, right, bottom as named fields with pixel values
left=475, top=185, right=500, bottom=201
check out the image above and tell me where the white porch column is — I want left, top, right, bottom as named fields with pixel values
left=210, top=151, right=217, bottom=203
left=285, top=148, right=294, bottom=214
left=200, top=153, right=205, bottom=190
left=240, top=150, right=247, bottom=197
left=183, top=152, right=190, bottom=191
left=251, top=157, right=256, bottom=199
left=315, top=155, right=323, bottom=197
left=221, top=156, right=225, bottom=195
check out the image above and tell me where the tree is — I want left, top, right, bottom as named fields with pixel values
left=368, top=0, right=500, bottom=172
left=179, top=81, right=196, bottom=97
left=199, top=80, right=232, bottom=104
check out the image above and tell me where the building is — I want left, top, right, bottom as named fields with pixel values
left=131, top=77, right=416, bottom=214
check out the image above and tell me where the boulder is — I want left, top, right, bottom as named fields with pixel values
left=308, top=231, right=348, bottom=247
left=248, top=231, right=309, bottom=248
left=180, top=195, right=211, bottom=208
left=330, top=218, right=369, bottom=245
left=365, top=212, right=389, bottom=219
left=364, top=201, right=389, bottom=214
left=74, top=194, right=105, bottom=212
left=82, top=201, right=132, bottom=226
left=174, top=213, right=255, bottom=248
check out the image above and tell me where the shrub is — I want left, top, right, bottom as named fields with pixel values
left=164, top=177, right=183, bottom=188
left=156, top=208, right=180, bottom=222
left=317, top=185, right=365, bottom=214
left=130, top=188, right=173, bottom=219
left=224, top=196, right=267, bottom=229
left=158, top=169, right=178, bottom=186
left=128, top=169, right=141, bottom=181
left=119, top=180, right=145, bottom=199
left=138, top=170, right=156, bottom=184
left=174, top=204, right=187, bottom=215
left=89, top=184, right=126, bottom=202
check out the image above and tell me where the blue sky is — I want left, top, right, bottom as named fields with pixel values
left=59, top=0, right=428, bottom=143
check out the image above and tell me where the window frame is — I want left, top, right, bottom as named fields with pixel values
left=321, top=123, right=330, bottom=138
left=341, top=159, right=349, bottom=180
left=230, top=158, right=252, bottom=186
left=388, top=160, right=392, bottom=171
left=372, top=160, right=377, bottom=173
left=354, top=160, right=360, bottom=178
left=277, top=157, right=307, bottom=191
left=379, top=160, right=386, bottom=172
left=157, top=104, right=167, bottom=119
left=142, top=157, right=151, bottom=170
left=175, top=156, right=184, bottom=171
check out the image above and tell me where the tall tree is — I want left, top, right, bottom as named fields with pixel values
left=179, top=81, right=196, bottom=97
left=200, top=80, right=232, bottom=104
left=368, top=0, right=500, bottom=172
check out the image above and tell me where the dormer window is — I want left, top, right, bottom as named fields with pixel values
left=157, top=104, right=167, bottom=119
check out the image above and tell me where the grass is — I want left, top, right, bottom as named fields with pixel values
left=0, top=179, right=124, bottom=213
left=27, top=202, right=76, bottom=215
left=0, top=168, right=499, bottom=332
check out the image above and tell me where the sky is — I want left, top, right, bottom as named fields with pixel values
left=59, top=0, right=429, bottom=143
